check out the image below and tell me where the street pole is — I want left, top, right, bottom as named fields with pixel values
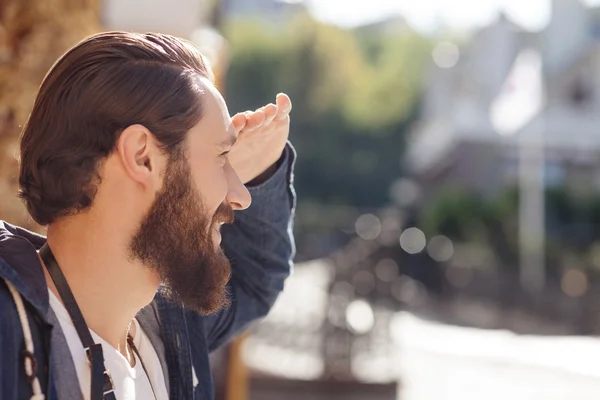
left=490, top=48, right=546, bottom=295
left=518, top=115, right=545, bottom=294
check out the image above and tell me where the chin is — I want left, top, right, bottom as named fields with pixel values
left=148, top=270, right=163, bottom=288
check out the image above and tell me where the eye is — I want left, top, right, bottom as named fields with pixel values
left=219, top=151, right=230, bottom=167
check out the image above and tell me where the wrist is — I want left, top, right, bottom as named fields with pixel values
left=246, top=164, right=277, bottom=187
left=246, top=153, right=285, bottom=187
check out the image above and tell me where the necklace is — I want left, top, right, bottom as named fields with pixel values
left=117, top=321, right=135, bottom=367
left=117, top=328, right=158, bottom=400
left=127, top=332, right=158, bottom=400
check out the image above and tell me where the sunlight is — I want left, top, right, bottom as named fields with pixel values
left=308, top=0, right=565, bottom=32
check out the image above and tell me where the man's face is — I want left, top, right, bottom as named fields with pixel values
left=129, top=78, right=251, bottom=315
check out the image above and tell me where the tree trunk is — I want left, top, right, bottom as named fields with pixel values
left=0, top=0, right=100, bottom=231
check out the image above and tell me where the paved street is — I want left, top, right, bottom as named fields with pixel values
left=392, top=312, right=600, bottom=400
left=245, top=261, right=600, bottom=399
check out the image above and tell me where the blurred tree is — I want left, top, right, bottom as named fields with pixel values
left=0, top=0, right=100, bottom=230
left=420, top=188, right=486, bottom=241
left=421, top=185, right=600, bottom=280
left=223, top=16, right=432, bottom=255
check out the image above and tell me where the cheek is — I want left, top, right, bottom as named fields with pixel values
left=190, top=162, right=228, bottom=211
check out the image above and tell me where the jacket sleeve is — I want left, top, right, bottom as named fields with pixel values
left=186, top=143, right=296, bottom=352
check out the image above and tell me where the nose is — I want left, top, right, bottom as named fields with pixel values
left=224, top=161, right=251, bottom=211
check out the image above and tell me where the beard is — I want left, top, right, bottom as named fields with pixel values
left=128, top=157, right=234, bottom=315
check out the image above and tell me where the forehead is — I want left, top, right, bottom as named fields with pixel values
left=187, top=78, right=235, bottom=149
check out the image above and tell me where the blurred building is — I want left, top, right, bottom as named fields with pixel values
left=221, top=0, right=306, bottom=27
left=356, top=15, right=413, bottom=37
left=101, top=0, right=229, bottom=85
left=406, top=0, right=600, bottom=201
left=102, top=0, right=211, bottom=37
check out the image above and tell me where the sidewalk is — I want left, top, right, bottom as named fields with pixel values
left=392, top=311, right=600, bottom=400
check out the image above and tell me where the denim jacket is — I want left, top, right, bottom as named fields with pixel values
left=0, top=144, right=296, bottom=400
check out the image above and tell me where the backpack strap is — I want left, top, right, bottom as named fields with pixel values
left=5, top=279, right=46, bottom=400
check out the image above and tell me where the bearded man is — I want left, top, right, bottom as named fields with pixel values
left=0, top=31, right=295, bottom=400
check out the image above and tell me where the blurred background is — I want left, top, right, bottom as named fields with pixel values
left=2, top=0, right=600, bottom=399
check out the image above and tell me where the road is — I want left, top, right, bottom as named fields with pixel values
left=392, top=312, right=600, bottom=400
left=244, top=260, right=600, bottom=399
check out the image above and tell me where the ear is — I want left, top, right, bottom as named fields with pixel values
left=116, top=124, right=162, bottom=190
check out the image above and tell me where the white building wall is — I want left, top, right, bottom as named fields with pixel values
left=102, top=0, right=210, bottom=38
left=544, top=0, right=590, bottom=74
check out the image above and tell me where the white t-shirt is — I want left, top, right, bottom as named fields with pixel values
left=49, top=289, right=169, bottom=400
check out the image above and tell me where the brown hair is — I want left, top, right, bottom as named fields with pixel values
left=18, top=31, right=213, bottom=225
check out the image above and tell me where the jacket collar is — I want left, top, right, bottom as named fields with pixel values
left=0, top=220, right=176, bottom=397
left=0, top=220, right=49, bottom=315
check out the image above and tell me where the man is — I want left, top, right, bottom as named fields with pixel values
left=0, top=31, right=295, bottom=400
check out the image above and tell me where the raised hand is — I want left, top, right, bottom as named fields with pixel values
left=228, top=93, right=292, bottom=185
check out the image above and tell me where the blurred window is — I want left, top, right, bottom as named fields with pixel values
left=569, top=75, right=593, bottom=108
left=594, top=167, right=600, bottom=190
left=545, top=161, right=565, bottom=187
left=503, top=156, right=519, bottom=183
left=591, top=23, right=600, bottom=39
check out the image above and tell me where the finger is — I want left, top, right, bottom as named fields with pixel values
left=275, top=93, right=292, bottom=120
left=243, top=109, right=266, bottom=131
left=261, top=103, right=277, bottom=125
left=232, top=113, right=248, bottom=133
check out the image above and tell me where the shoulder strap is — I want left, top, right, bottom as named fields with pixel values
left=40, top=243, right=116, bottom=400
left=39, top=244, right=93, bottom=349
left=5, top=278, right=46, bottom=400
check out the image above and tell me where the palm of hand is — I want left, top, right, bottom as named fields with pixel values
left=228, top=93, right=292, bottom=185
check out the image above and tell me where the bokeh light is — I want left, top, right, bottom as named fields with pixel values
left=375, top=259, right=399, bottom=282
left=346, top=299, right=375, bottom=335
left=432, top=41, right=460, bottom=69
left=355, top=214, right=382, bottom=240
left=399, top=227, right=426, bottom=254
left=390, top=178, right=421, bottom=207
left=561, top=269, right=588, bottom=298
left=427, top=235, right=454, bottom=262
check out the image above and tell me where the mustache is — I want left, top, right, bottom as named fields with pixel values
left=213, top=203, right=235, bottom=225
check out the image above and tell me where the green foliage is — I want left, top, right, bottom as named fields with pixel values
left=420, top=188, right=485, bottom=241
left=420, top=185, right=600, bottom=274
left=222, top=16, right=432, bottom=213
left=343, top=34, right=432, bottom=130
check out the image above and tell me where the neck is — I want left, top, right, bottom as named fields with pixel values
left=42, top=212, right=158, bottom=353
